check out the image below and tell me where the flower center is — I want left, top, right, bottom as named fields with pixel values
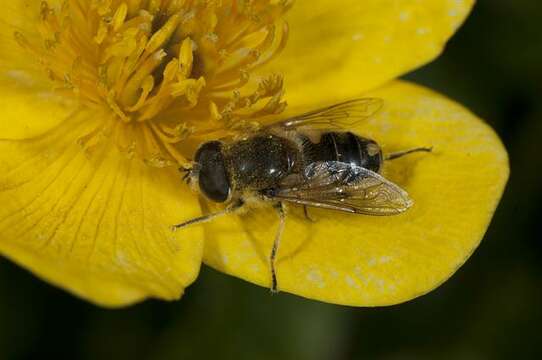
left=15, top=0, right=291, bottom=166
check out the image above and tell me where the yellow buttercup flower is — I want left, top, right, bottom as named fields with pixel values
left=0, top=0, right=508, bottom=307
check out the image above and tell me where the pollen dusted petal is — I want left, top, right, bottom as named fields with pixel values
left=202, top=81, right=509, bottom=306
left=0, top=0, right=63, bottom=67
left=0, top=0, right=76, bottom=140
left=264, top=0, right=475, bottom=106
left=0, top=1, right=39, bottom=70
left=0, top=112, right=204, bottom=307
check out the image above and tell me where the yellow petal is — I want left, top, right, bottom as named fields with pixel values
left=0, top=112, right=204, bottom=307
left=0, top=0, right=74, bottom=139
left=0, top=79, right=75, bottom=140
left=265, top=0, right=474, bottom=106
left=201, top=80, right=509, bottom=306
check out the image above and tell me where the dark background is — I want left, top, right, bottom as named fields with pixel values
left=1, top=1, right=540, bottom=359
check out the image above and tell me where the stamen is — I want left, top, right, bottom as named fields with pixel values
left=15, top=0, right=292, bottom=166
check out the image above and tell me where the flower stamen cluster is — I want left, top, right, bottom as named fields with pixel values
left=15, top=0, right=291, bottom=166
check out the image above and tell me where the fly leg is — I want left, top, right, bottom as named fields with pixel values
left=303, top=205, right=316, bottom=222
left=270, top=202, right=286, bottom=293
left=385, top=147, right=433, bottom=161
left=171, top=199, right=244, bottom=231
left=178, top=165, right=194, bottom=185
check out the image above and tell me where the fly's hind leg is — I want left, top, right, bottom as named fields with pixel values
left=171, top=199, right=244, bottom=231
left=385, top=147, right=433, bottom=161
left=270, top=202, right=286, bottom=294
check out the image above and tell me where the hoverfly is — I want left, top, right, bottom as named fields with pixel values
left=173, top=99, right=431, bottom=292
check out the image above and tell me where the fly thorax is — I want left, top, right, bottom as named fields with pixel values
left=227, top=135, right=297, bottom=190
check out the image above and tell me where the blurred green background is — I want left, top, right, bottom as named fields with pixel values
left=1, top=1, right=540, bottom=359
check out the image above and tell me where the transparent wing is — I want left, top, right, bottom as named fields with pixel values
left=270, top=161, right=412, bottom=215
left=266, top=98, right=383, bottom=131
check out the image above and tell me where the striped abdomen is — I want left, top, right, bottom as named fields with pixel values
left=302, top=131, right=383, bottom=173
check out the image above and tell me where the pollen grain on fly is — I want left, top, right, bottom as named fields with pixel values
left=14, top=0, right=292, bottom=166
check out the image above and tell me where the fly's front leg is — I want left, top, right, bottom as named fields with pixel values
left=303, top=205, right=316, bottom=222
left=171, top=199, right=244, bottom=231
left=270, top=202, right=286, bottom=293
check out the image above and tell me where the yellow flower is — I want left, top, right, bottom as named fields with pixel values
left=0, top=0, right=508, bottom=307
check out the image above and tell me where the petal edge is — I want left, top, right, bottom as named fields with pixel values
left=267, top=0, right=475, bottom=107
left=0, top=113, right=204, bottom=307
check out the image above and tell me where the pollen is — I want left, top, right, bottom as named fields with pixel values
left=15, top=0, right=291, bottom=166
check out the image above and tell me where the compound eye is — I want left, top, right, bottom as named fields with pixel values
left=195, top=141, right=231, bottom=203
